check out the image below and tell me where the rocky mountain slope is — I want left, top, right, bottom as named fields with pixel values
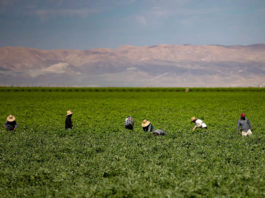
left=1, top=44, right=265, bottom=87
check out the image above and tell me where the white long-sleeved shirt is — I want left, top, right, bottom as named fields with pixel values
left=195, top=119, right=207, bottom=128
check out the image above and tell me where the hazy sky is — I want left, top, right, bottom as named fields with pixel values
left=0, top=0, right=265, bottom=49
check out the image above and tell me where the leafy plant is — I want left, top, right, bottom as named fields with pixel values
left=0, top=89, right=264, bottom=197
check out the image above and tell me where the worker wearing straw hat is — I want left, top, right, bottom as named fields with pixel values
left=142, top=119, right=154, bottom=132
left=237, top=113, right=252, bottom=136
left=4, top=115, right=18, bottom=131
left=65, top=110, right=73, bottom=130
left=191, top=117, right=207, bottom=131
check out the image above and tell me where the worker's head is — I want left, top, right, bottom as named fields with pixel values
left=7, top=115, right=16, bottom=122
left=241, top=113, right=245, bottom=119
left=66, top=110, right=73, bottom=117
left=142, top=119, right=151, bottom=128
left=191, top=117, right=196, bottom=123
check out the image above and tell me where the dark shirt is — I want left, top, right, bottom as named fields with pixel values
left=65, top=115, right=73, bottom=129
left=143, top=123, right=154, bottom=132
left=237, top=117, right=252, bottom=133
left=152, top=129, right=167, bottom=136
left=4, top=121, right=18, bottom=131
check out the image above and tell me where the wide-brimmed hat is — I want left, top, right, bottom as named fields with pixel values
left=7, top=115, right=16, bottom=122
left=142, top=119, right=151, bottom=127
left=66, top=110, right=73, bottom=116
left=191, top=117, right=196, bottom=122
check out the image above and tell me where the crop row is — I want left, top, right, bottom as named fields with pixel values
left=0, top=91, right=265, bottom=197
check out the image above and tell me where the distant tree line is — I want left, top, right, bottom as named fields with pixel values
left=0, top=87, right=265, bottom=92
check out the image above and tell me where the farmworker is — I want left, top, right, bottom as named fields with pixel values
left=191, top=117, right=207, bottom=131
left=4, top=115, right=18, bottom=131
left=142, top=119, right=154, bottom=132
left=237, top=113, right=252, bottom=136
left=65, top=110, right=73, bottom=130
left=124, top=116, right=134, bottom=130
left=152, top=129, right=167, bottom=136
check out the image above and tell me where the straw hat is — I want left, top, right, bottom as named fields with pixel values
left=66, top=110, right=73, bottom=116
left=142, top=119, right=151, bottom=127
left=7, top=115, right=16, bottom=122
left=191, top=117, right=196, bottom=122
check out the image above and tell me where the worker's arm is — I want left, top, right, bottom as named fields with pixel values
left=247, top=118, right=252, bottom=129
left=237, top=120, right=240, bottom=133
left=14, top=121, right=18, bottom=130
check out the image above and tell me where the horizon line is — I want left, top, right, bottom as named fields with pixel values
left=1, top=43, right=265, bottom=51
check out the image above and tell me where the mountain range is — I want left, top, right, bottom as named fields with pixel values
left=1, top=44, right=265, bottom=87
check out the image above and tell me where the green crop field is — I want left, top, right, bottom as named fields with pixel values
left=0, top=88, right=265, bottom=197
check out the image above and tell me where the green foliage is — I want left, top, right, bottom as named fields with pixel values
left=0, top=90, right=265, bottom=197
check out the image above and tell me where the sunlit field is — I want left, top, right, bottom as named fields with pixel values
left=0, top=88, right=265, bottom=197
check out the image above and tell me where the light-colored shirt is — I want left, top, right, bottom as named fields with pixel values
left=195, top=119, right=207, bottom=128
